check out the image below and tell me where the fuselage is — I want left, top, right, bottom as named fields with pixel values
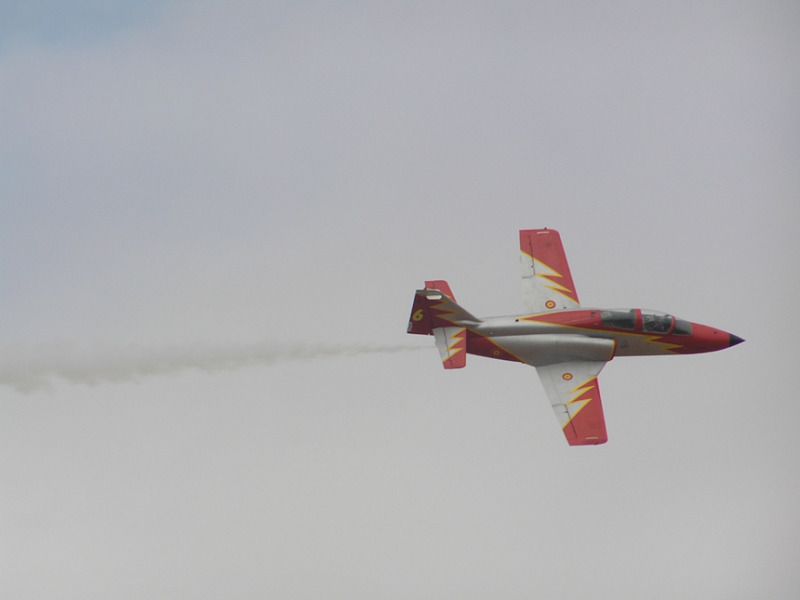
left=467, top=307, right=743, bottom=364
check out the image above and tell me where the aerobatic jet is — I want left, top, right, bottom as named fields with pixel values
left=407, top=229, right=743, bottom=446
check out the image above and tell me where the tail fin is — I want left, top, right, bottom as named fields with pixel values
left=406, top=280, right=479, bottom=370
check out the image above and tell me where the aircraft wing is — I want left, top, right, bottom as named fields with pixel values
left=519, top=229, right=581, bottom=312
left=535, top=361, right=608, bottom=445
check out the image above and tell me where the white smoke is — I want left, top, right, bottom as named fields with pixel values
left=0, top=341, right=425, bottom=392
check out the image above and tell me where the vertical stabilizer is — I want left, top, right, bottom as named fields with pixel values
left=407, top=280, right=477, bottom=369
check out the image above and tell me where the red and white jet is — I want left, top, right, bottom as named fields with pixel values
left=407, top=229, right=744, bottom=446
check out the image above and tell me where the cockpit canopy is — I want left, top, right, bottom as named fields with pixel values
left=642, top=310, right=674, bottom=333
left=600, top=309, right=693, bottom=335
left=600, top=309, right=636, bottom=330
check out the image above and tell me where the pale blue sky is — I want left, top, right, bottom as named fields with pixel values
left=0, top=1, right=166, bottom=50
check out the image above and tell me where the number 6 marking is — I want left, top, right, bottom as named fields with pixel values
left=412, top=309, right=425, bottom=322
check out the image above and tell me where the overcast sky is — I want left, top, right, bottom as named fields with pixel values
left=2, top=1, right=799, bottom=598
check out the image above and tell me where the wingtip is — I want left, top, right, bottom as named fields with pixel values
left=567, top=435, right=608, bottom=446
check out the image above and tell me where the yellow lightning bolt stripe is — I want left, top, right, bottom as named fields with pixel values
left=570, top=377, right=597, bottom=399
left=430, top=301, right=458, bottom=321
left=430, top=299, right=477, bottom=325
left=543, top=285, right=579, bottom=304
left=562, top=376, right=598, bottom=428
left=446, top=329, right=466, bottom=357
left=533, top=258, right=572, bottom=292
left=643, top=336, right=683, bottom=353
left=447, top=329, right=465, bottom=347
left=526, top=256, right=578, bottom=303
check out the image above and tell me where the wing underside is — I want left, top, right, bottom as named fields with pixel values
left=535, top=361, right=608, bottom=445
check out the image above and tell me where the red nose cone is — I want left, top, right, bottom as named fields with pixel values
left=686, top=323, right=740, bottom=353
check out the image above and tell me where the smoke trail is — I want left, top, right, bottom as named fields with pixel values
left=0, top=341, right=426, bottom=392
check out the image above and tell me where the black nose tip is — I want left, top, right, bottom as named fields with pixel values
left=729, top=334, right=745, bottom=347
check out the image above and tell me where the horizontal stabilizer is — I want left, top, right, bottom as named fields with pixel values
left=433, top=326, right=467, bottom=369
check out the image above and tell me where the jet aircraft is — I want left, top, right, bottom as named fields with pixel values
left=407, top=229, right=744, bottom=445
